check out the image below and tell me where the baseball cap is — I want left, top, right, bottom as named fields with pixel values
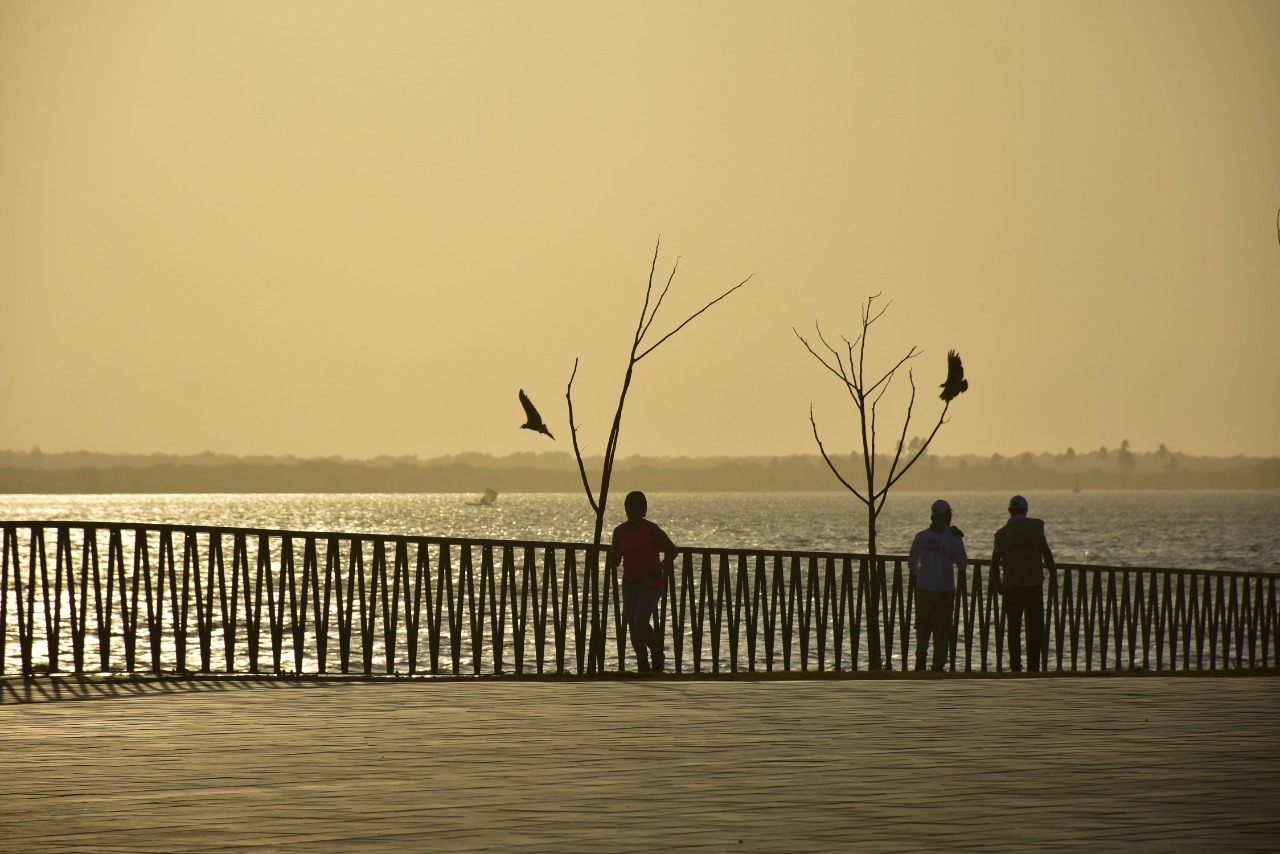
left=930, top=499, right=952, bottom=514
left=1008, top=495, right=1029, bottom=512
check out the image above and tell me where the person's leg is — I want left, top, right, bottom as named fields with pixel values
left=629, top=589, right=661, bottom=670
left=931, top=590, right=955, bottom=672
left=913, top=589, right=934, bottom=671
left=1025, top=586, right=1046, bottom=672
left=1004, top=589, right=1026, bottom=672
left=635, top=589, right=664, bottom=670
left=622, top=586, right=650, bottom=672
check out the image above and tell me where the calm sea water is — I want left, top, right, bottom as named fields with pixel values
left=3, top=490, right=1277, bottom=573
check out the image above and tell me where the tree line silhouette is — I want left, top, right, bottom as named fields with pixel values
left=2, top=448, right=1276, bottom=494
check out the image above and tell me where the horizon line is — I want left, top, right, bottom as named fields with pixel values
left=4, top=448, right=1278, bottom=463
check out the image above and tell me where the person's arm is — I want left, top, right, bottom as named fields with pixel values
left=990, top=543, right=1003, bottom=595
left=652, top=525, right=678, bottom=573
left=1039, top=528, right=1056, bottom=588
left=1039, top=537, right=1055, bottom=571
left=954, top=536, right=968, bottom=574
left=907, top=533, right=922, bottom=575
left=606, top=528, right=621, bottom=570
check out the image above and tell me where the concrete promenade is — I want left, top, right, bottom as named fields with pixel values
left=3, top=673, right=1279, bottom=852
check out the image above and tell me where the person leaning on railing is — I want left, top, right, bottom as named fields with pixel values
left=991, top=494, right=1058, bottom=673
left=606, top=491, right=678, bottom=673
left=907, top=499, right=969, bottom=672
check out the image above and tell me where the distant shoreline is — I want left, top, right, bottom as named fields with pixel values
left=2, top=450, right=1277, bottom=494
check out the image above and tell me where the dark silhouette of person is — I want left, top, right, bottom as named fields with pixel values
left=908, top=499, right=968, bottom=672
left=991, top=495, right=1057, bottom=672
left=606, top=491, right=677, bottom=673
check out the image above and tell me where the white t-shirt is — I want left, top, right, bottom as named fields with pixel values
left=908, top=526, right=968, bottom=592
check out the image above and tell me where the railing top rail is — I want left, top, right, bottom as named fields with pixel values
left=0, top=519, right=602, bottom=554
left=3, top=520, right=1275, bottom=581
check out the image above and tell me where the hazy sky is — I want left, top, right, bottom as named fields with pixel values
left=3, top=1, right=1278, bottom=462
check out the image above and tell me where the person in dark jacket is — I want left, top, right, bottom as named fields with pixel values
left=991, top=495, right=1057, bottom=672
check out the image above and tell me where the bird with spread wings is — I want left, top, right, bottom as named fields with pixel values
left=939, top=350, right=968, bottom=402
left=518, top=389, right=555, bottom=440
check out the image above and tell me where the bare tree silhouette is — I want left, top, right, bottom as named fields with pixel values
left=567, top=239, right=751, bottom=672
left=567, top=240, right=751, bottom=547
left=795, top=293, right=966, bottom=670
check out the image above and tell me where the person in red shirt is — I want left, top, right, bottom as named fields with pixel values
left=607, top=491, right=678, bottom=672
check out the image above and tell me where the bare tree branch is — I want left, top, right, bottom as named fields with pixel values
left=864, top=295, right=890, bottom=328
left=878, top=369, right=919, bottom=496
left=638, top=253, right=679, bottom=345
left=865, top=347, right=919, bottom=398
left=565, top=359, right=599, bottom=516
left=810, top=406, right=867, bottom=504
left=635, top=274, right=754, bottom=362
left=630, top=241, right=662, bottom=358
left=794, top=327, right=857, bottom=392
left=821, top=326, right=849, bottom=370
left=882, top=400, right=950, bottom=495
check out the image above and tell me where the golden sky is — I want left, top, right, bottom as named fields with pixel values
left=3, top=1, right=1278, bottom=461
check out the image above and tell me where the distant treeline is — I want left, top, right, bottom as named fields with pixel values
left=2, top=448, right=1278, bottom=493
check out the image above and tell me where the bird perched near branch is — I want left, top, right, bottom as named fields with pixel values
left=939, top=350, right=968, bottom=402
left=518, top=389, right=555, bottom=440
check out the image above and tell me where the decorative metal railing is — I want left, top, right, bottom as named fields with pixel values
left=2, top=522, right=1276, bottom=677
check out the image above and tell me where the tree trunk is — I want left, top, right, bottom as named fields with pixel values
left=865, top=512, right=883, bottom=670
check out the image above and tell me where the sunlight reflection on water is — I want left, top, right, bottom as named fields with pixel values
left=2, top=489, right=1277, bottom=572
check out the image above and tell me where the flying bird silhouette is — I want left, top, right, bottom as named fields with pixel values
left=518, top=389, right=555, bottom=440
left=939, top=350, right=969, bottom=402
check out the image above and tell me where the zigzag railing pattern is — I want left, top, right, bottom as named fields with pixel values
left=3, top=522, right=1276, bottom=676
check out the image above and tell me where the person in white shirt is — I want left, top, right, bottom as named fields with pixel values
left=907, top=499, right=968, bottom=672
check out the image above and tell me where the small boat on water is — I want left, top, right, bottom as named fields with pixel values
left=469, top=488, right=499, bottom=507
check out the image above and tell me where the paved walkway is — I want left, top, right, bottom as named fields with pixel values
left=2, top=673, right=1279, bottom=852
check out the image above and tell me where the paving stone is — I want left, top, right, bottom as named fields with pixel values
left=1, top=675, right=1278, bottom=851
